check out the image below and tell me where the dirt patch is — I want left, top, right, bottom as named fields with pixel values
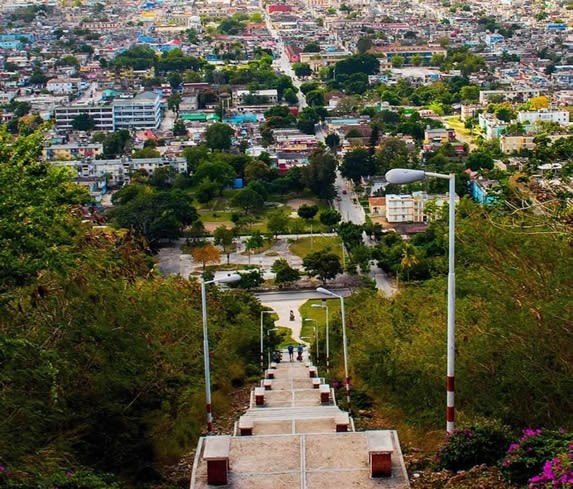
left=203, top=221, right=233, bottom=232
left=286, top=198, right=316, bottom=210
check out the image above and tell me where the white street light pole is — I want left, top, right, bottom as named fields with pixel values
left=201, top=273, right=241, bottom=434
left=385, top=168, right=457, bottom=433
left=303, top=318, right=318, bottom=363
left=260, top=311, right=274, bottom=374
left=316, top=288, right=351, bottom=414
left=267, top=328, right=278, bottom=367
left=312, top=303, right=330, bottom=372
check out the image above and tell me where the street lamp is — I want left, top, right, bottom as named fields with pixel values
left=201, top=273, right=241, bottom=434
left=267, top=328, right=278, bottom=367
left=312, top=303, right=330, bottom=373
left=316, top=287, right=351, bottom=414
left=260, top=310, right=274, bottom=374
left=385, top=168, right=457, bottom=433
left=304, top=318, right=318, bottom=363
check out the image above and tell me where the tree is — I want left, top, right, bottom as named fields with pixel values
left=167, top=72, right=182, bottom=89
left=293, top=62, right=312, bottom=77
left=303, top=42, right=320, bottom=52
left=213, top=226, right=236, bottom=265
left=267, top=209, right=290, bottom=237
left=340, top=148, right=376, bottom=184
left=71, top=113, right=96, bottom=132
left=356, top=37, right=373, bottom=54
left=325, top=133, right=341, bottom=151
left=334, top=53, right=379, bottom=76
left=133, top=147, right=160, bottom=159
left=410, top=54, right=424, bottom=66
left=173, top=118, right=187, bottom=136
left=399, top=243, right=419, bottom=281
left=302, top=148, right=337, bottom=200
left=319, top=209, right=341, bottom=228
left=297, top=204, right=319, bottom=220
left=232, top=188, right=264, bottom=214
left=303, top=249, right=343, bottom=284
left=283, top=88, right=298, bottom=105
left=204, top=123, right=235, bottom=151
left=245, top=231, right=264, bottom=255
left=466, top=151, right=494, bottom=171
left=244, top=160, right=271, bottom=182
left=194, top=160, right=235, bottom=194
left=272, top=259, right=300, bottom=286
left=460, top=85, right=480, bottom=102
left=167, top=92, right=182, bottom=114
left=391, top=55, right=405, bottom=68
left=191, top=243, right=221, bottom=270
left=297, top=107, right=320, bottom=134
left=103, top=129, right=132, bottom=158
left=306, top=90, right=326, bottom=107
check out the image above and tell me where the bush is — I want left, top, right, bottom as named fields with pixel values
left=437, top=424, right=512, bottom=471
left=502, top=429, right=572, bottom=486
left=529, top=447, right=573, bottom=488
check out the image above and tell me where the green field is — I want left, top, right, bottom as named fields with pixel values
left=289, top=236, right=343, bottom=259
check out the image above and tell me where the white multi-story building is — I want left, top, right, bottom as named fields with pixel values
left=54, top=156, right=188, bottom=186
left=385, top=192, right=458, bottom=223
left=54, top=92, right=163, bottom=131
left=113, top=92, right=162, bottom=130
left=234, top=89, right=278, bottom=106
left=517, top=109, right=570, bottom=125
left=54, top=105, right=115, bottom=131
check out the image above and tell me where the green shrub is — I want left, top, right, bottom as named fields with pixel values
left=437, top=424, right=512, bottom=471
left=502, top=429, right=572, bottom=486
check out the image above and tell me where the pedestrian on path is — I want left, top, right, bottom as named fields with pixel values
left=288, top=344, right=294, bottom=361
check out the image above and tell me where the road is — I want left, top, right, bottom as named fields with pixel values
left=256, top=289, right=351, bottom=344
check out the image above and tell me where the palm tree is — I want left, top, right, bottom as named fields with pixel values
left=400, top=243, right=419, bottom=282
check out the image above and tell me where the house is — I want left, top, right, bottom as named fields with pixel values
left=368, top=197, right=386, bottom=217
left=424, top=126, right=456, bottom=144
left=44, top=143, right=103, bottom=161
left=469, top=178, right=499, bottom=204
left=46, top=78, right=85, bottom=95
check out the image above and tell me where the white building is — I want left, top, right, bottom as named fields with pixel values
left=385, top=192, right=458, bottom=223
left=113, top=92, right=162, bottom=130
left=46, top=78, right=86, bottom=95
left=54, top=105, right=115, bottom=131
left=234, top=89, right=278, bottom=106
left=517, top=109, right=570, bottom=125
left=54, top=156, right=188, bottom=186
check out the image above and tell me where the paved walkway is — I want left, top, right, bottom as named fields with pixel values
left=190, top=356, right=410, bottom=488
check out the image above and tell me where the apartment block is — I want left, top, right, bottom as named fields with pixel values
left=385, top=192, right=457, bottom=223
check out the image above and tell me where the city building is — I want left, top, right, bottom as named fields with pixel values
left=385, top=191, right=457, bottom=223
left=112, top=92, right=163, bottom=130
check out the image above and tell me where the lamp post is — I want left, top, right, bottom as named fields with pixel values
left=267, top=328, right=278, bottom=367
left=312, top=303, right=329, bottom=373
left=316, top=287, right=350, bottom=414
left=385, top=168, right=457, bottom=433
left=201, top=273, right=241, bottom=434
left=260, top=310, right=274, bottom=374
left=304, top=318, right=318, bottom=363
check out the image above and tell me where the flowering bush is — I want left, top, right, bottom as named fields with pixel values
left=437, top=424, right=512, bottom=471
left=502, top=429, right=572, bottom=486
left=529, top=446, right=573, bottom=488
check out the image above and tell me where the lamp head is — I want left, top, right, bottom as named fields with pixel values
left=385, top=168, right=426, bottom=185
left=316, top=287, right=338, bottom=297
left=216, top=273, right=241, bottom=284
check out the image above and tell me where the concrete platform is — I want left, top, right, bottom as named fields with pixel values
left=190, top=431, right=409, bottom=488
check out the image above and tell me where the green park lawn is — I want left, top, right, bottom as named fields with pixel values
left=298, top=299, right=342, bottom=351
left=289, top=236, right=343, bottom=260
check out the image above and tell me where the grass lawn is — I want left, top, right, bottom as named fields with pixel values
left=197, top=210, right=234, bottom=223
left=298, top=299, right=342, bottom=358
left=289, top=236, right=343, bottom=260
left=276, top=326, right=297, bottom=350
left=445, top=116, right=473, bottom=138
